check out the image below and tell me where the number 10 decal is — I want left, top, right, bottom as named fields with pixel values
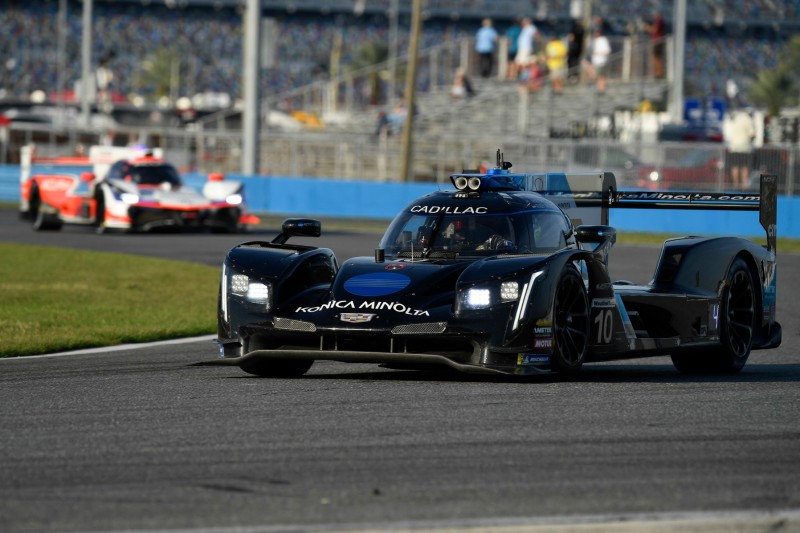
left=593, top=308, right=614, bottom=344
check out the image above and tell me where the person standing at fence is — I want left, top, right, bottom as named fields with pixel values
left=545, top=34, right=567, bottom=94
left=644, top=12, right=666, bottom=79
left=566, top=19, right=584, bottom=85
left=505, top=18, right=522, bottom=80
left=724, top=109, right=756, bottom=190
left=514, top=18, right=538, bottom=80
left=587, top=27, right=611, bottom=93
left=475, top=18, right=498, bottom=78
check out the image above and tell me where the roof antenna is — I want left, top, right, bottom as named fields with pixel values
left=495, top=149, right=512, bottom=170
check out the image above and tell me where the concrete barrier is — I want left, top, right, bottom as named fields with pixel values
left=3, top=165, right=798, bottom=239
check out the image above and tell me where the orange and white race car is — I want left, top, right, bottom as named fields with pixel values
left=19, top=144, right=259, bottom=233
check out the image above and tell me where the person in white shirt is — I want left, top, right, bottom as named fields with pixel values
left=723, top=110, right=756, bottom=190
left=587, top=28, right=611, bottom=92
left=514, top=18, right=538, bottom=77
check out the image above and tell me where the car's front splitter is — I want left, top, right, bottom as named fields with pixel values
left=203, top=348, right=551, bottom=376
left=129, top=205, right=240, bottom=232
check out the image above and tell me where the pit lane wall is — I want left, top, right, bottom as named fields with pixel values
left=1, top=166, right=798, bottom=239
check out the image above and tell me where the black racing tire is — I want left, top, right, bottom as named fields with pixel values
left=551, top=265, right=590, bottom=374
left=93, top=190, right=107, bottom=234
left=30, top=188, right=62, bottom=231
left=672, top=257, right=756, bottom=374
left=240, top=357, right=314, bottom=378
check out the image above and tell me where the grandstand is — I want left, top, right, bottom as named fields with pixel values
left=3, top=0, right=800, bottom=193
left=0, top=0, right=796, bottom=107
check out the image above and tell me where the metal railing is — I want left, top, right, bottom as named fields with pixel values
left=5, top=122, right=798, bottom=196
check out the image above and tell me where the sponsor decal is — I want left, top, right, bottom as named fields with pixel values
left=39, top=177, right=73, bottom=192
left=518, top=353, right=550, bottom=365
left=534, top=326, right=552, bottom=337
left=534, top=338, right=553, bottom=349
left=340, top=313, right=376, bottom=324
left=619, top=192, right=759, bottom=202
left=592, top=297, right=616, bottom=309
left=410, top=205, right=488, bottom=215
left=296, top=300, right=430, bottom=317
left=385, top=263, right=406, bottom=271
left=344, top=273, right=410, bottom=297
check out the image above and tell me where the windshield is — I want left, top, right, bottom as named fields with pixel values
left=132, top=164, right=183, bottom=187
left=379, top=210, right=570, bottom=259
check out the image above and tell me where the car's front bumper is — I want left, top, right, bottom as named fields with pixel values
left=216, top=318, right=553, bottom=376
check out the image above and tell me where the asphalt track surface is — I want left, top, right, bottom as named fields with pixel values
left=1, top=207, right=800, bottom=533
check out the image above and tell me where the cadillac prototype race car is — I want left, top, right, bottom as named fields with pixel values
left=213, top=152, right=780, bottom=377
left=19, top=144, right=259, bottom=233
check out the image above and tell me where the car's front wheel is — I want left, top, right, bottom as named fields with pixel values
left=551, top=266, right=590, bottom=374
left=672, top=257, right=755, bottom=374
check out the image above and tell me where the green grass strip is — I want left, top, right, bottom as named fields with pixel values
left=0, top=243, right=219, bottom=357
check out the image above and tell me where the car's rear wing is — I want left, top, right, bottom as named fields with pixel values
left=611, top=175, right=777, bottom=254
left=20, top=144, right=164, bottom=184
left=530, top=171, right=777, bottom=255
left=19, top=144, right=92, bottom=186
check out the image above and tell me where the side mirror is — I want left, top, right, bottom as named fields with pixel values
left=575, top=225, right=616, bottom=246
left=271, top=218, right=322, bottom=244
left=575, top=225, right=616, bottom=265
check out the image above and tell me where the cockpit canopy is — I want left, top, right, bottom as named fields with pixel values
left=379, top=208, right=573, bottom=259
left=107, top=160, right=183, bottom=188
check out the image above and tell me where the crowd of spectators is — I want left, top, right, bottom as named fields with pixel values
left=0, top=0, right=797, bottom=109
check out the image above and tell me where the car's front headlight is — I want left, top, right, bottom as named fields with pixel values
left=499, top=281, right=519, bottom=301
left=229, top=272, right=272, bottom=310
left=648, top=170, right=661, bottom=182
left=457, top=280, right=522, bottom=312
left=225, top=193, right=243, bottom=206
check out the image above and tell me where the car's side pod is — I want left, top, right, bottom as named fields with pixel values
left=271, top=218, right=322, bottom=245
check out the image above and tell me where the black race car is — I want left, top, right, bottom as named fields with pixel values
left=212, top=152, right=780, bottom=377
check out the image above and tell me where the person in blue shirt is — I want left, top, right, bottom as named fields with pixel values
left=505, top=18, right=521, bottom=79
left=475, top=18, right=498, bottom=78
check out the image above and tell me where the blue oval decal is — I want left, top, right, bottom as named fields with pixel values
left=344, top=273, right=411, bottom=297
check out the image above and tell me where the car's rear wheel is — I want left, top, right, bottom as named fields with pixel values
left=672, top=257, right=755, bottom=374
left=93, top=191, right=107, bottom=234
left=30, top=188, right=62, bottom=231
left=551, top=266, right=590, bottom=374
left=240, top=357, right=314, bottom=378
